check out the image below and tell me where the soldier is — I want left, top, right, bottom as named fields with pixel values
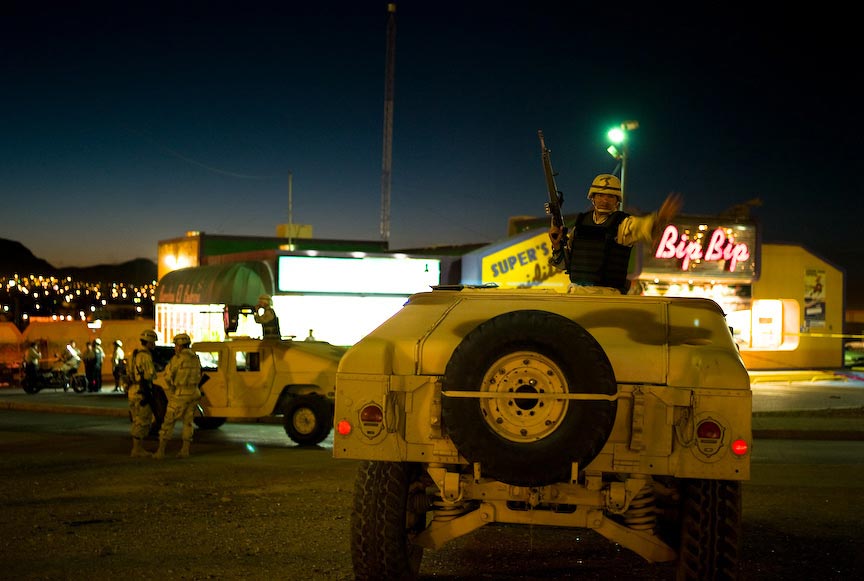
left=23, top=341, right=41, bottom=387
left=253, top=294, right=281, bottom=339
left=549, top=174, right=682, bottom=294
left=154, top=333, right=202, bottom=459
left=127, top=329, right=158, bottom=458
left=111, top=340, right=125, bottom=392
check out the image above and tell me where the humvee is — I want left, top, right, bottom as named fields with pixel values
left=152, top=337, right=345, bottom=446
left=333, top=286, right=752, bottom=579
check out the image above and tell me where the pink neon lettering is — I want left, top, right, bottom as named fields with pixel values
left=655, top=225, right=749, bottom=272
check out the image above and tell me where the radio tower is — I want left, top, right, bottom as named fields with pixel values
left=379, top=2, right=397, bottom=243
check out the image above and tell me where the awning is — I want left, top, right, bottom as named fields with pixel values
left=156, top=261, right=275, bottom=306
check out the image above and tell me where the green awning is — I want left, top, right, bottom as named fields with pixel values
left=156, top=261, right=274, bottom=305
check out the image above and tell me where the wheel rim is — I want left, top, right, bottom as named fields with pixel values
left=291, top=407, right=318, bottom=435
left=479, top=350, right=570, bottom=443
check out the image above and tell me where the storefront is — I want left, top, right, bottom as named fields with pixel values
left=154, top=252, right=441, bottom=347
left=460, top=215, right=844, bottom=370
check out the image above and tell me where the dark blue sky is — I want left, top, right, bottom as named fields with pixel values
left=1, top=1, right=860, bottom=292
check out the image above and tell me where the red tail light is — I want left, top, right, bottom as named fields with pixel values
left=731, top=439, right=749, bottom=456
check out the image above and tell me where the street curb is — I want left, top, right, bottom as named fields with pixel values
left=752, top=429, right=864, bottom=441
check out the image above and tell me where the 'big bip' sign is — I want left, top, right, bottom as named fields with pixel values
left=639, top=218, right=758, bottom=282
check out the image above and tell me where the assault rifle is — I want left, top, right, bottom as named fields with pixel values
left=538, top=130, right=567, bottom=250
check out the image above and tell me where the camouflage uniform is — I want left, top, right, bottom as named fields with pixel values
left=127, top=347, right=156, bottom=441
left=155, top=347, right=202, bottom=458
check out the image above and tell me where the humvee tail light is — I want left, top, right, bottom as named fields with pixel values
left=696, top=420, right=722, bottom=439
left=360, top=404, right=384, bottom=423
left=337, top=420, right=352, bottom=436
left=731, top=439, right=749, bottom=456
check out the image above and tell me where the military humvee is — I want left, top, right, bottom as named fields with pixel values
left=153, top=337, right=346, bottom=446
left=333, top=286, right=751, bottom=579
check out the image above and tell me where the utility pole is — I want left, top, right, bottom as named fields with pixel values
left=379, top=2, right=397, bottom=243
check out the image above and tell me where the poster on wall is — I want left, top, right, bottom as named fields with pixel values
left=803, top=268, right=826, bottom=330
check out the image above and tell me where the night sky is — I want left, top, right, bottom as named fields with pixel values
left=1, top=2, right=860, bottom=297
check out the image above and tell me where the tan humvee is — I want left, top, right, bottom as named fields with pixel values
left=154, top=337, right=346, bottom=446
left=333, top=286, right=751, bottom=579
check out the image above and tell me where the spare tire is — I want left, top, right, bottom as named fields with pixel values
left=441, top=309, right=617, bottom=486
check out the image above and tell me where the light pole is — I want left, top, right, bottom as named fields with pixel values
left=606, top=120, right=639, bottom=209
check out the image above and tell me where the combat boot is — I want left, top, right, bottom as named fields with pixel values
left=130, top=437, right=152, bottom=458
left=177, top=440, right=191, bottom=458
left=153, top=440, right=168, bottom=460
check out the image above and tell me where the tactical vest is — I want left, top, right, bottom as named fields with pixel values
left=566, top=210, right=632, bottom=294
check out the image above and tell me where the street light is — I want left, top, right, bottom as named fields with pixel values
left=606, top=120, right=639, bottom=209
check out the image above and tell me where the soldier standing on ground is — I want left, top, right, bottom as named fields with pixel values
left=23, top=341, right=41, bottom=387
left=82, top=341, right=96, bottom=390
left=254, top=294, right=281, bottom=339
left=127, top=329, right=158, bottom=458
left=154, top=333, right=203, bottom=459
left=111, top=340, right=125, bottom=392
left=92, top=338, right=105, bottom=392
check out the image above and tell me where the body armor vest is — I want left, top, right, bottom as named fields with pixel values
left=566, top=211, right=632, bottom=293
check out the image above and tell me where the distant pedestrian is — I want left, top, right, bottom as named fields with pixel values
left=59, top=340, right=81, bottom=377
left=92, top=338, right=105, bottom=392
left=127, top=329, right=158, bottom=458
left=83, top=341, right=97, bottom=392
left=154, top=333, right=202, bottom=459
left=23, top=341, right=41, bottom=388
left=112, top=340, right=126, bottom=392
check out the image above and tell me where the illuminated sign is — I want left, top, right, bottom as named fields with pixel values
left=479, top=232, right=570, bottom=290
left=639, top=218, right=758, bottom=282
left=277, top=255, right=441, bottom=295
left=655, top=225, right=750, bottom=271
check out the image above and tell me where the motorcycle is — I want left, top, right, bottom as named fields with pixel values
left=21, top=363, right=88, bottom=394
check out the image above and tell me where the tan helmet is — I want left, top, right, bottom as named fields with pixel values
left=140, top=329, right=158, bottom=343
left=114, top=340, right=122, bottom=347
left=173, top=333, right=192, bottom=347
left=94, top=338, right=102, bottom=346
left=258, top=294, right=272, bottom=306
left=587, top=174, right=622, bottom=201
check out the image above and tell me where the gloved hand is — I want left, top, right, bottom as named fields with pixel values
left=549, top=224, right=567, bottom=249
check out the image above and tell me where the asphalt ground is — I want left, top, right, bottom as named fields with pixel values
left=1, top=370, right=863, bottom=440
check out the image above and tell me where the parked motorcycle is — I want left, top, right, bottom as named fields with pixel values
left=21, top=365, right=88, bottom=394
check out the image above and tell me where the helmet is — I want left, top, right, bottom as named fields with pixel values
left=173, top=333, right=192, bottom=347
left=258, top=294, right=272, bottom=305
left=94, top=338, right=101, bottom=345
left=139, top=329, right=158, bottom=343
left=114, top=340, right=122, bottom=347
left=587, top=174, right=622, bottom=201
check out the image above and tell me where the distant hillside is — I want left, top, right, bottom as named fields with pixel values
left=0, top=238, right=158, bottom=285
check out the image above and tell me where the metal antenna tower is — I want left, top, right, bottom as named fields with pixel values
left=379, top=2, right=397, bottom=242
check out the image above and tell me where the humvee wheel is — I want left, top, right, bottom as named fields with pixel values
left=676, top=479, right=742, bottom=581
left=283, top=395, right=333, bottom=446
left=441, top=309, right=617, bottom=486
left=351, top=461, right=427, bottom=580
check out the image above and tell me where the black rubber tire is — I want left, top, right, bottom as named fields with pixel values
left=351, top=461, right=427, bottom=580
left=676, top=479, right=742, bottom=581
left=441, top=309, right=618, bottom=486
left=71, top=375, right=88, bottom=393
left=22, top=379, right=40, bottom=394
left=282, top=395, right=333, bottom=446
